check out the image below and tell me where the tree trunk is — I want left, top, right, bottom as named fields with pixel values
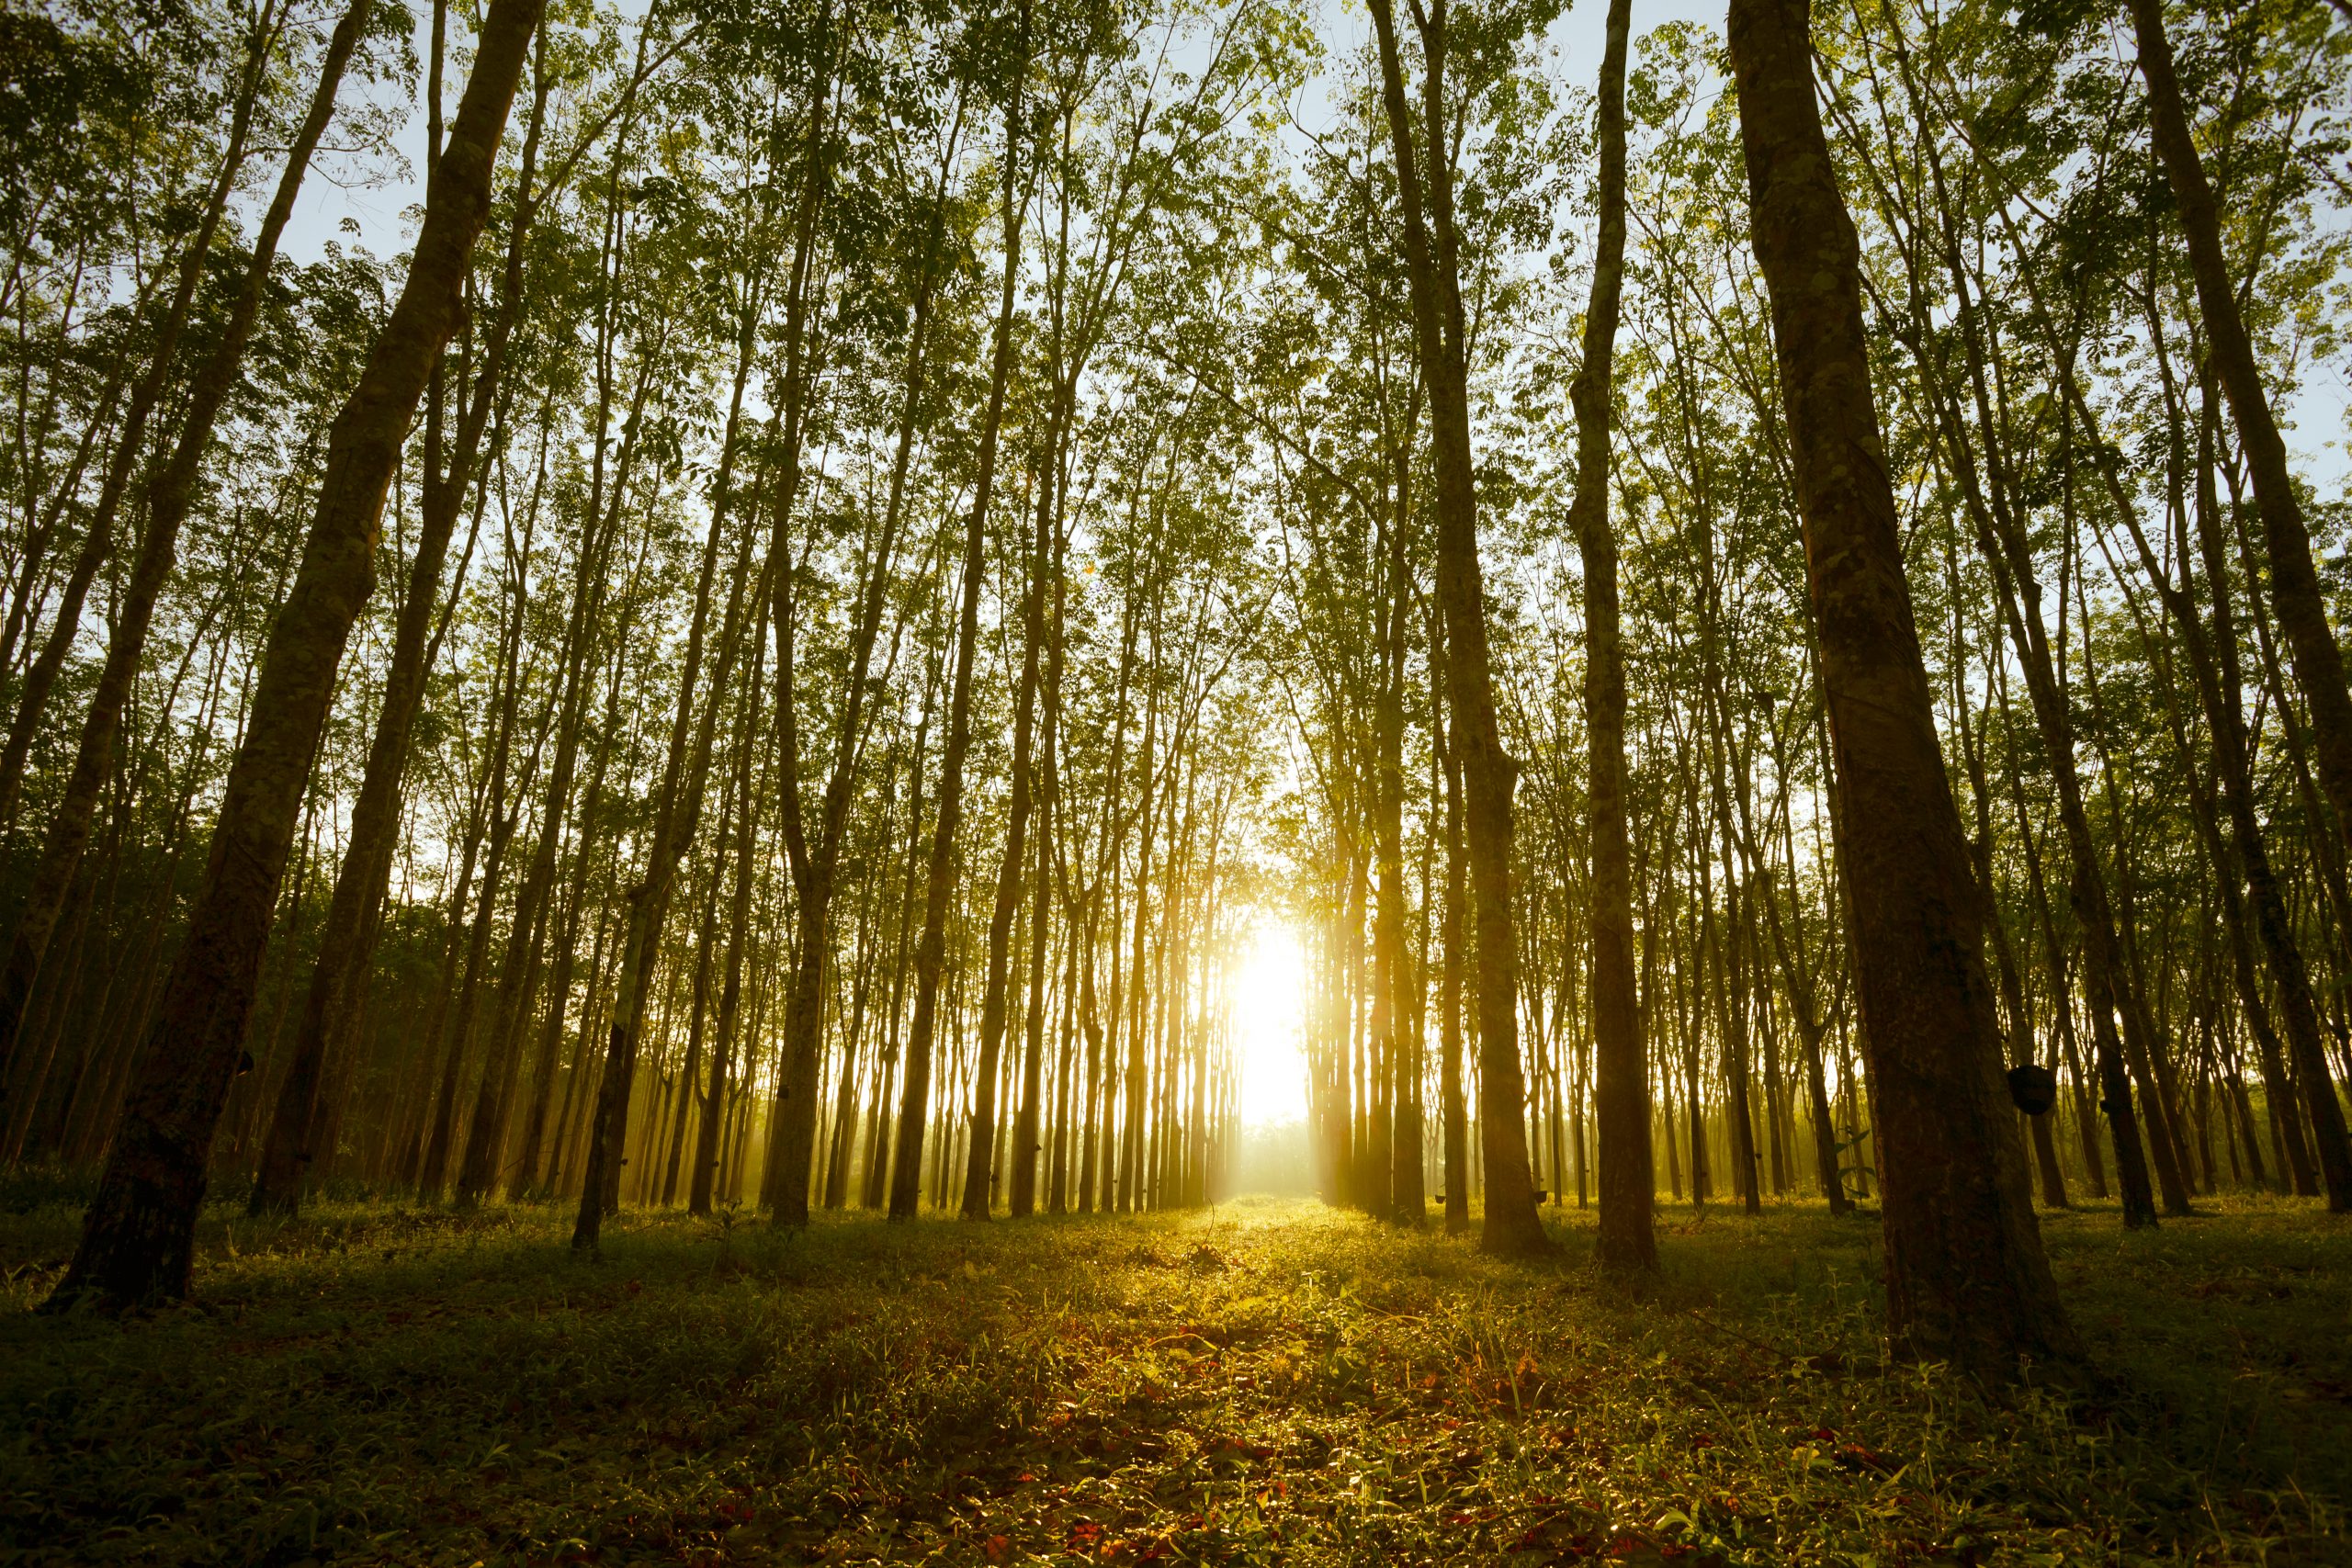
left=1573, top=0, right=1651, bottom=1273
left=253, top=28, right=543, bottom=1217
left=1012, top=457, right=1071, bottom=1220
left=572, top=435, right=753, bottom=1247
left=690, top=617, right=769, bottom=1217
left=1364, top=0, right=1548, bottom=1258
left=888, top=55, right=1025, bottom=1222
left=961, top=471, right=1046, bottom=1219
left=45, top=0, right=545, bottom=1310
left=1432, top=613, right=1470, bottom=1236
left=1725, top=0, right=2077, bottom=1378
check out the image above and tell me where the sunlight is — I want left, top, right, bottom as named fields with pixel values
left=1230, top=921, right=1309, bottom=1128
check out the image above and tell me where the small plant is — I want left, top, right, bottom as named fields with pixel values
left=701, top=1198, right=744, bottom=1271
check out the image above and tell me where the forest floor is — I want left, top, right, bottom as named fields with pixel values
left=0, top=1186, right=2346, bottom=1566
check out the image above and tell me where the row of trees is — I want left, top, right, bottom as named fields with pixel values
left=4, top=0, right=2349, bottom=1381
left=2, top=0, right=1296, bottom=1303
left=1255, top=0, right=2352, bottom=1380
left=1288, top=0, right=2352, bottom=1259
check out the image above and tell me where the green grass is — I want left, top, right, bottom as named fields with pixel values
left=1, top=1189, right=2346, bottom=1564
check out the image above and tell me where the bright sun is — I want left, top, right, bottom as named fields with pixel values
left=1230, top=922, right=1309, bottom=1127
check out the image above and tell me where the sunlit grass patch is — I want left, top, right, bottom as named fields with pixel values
left=1, top=1192, right=2345, bottom=1563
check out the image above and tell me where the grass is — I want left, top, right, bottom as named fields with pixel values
left=0, top=1187, right=2346, bottom=1565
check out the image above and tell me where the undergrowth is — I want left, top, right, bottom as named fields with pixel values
left=0, top=1190, right=2344, bottom=1564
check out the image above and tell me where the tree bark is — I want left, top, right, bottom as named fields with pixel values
left=1576, top=0, right=1653, bottom=1270
left=254, top=26, right=543, bottom=1217
left=690, top=612, right=768, bottom=1216
left=1725, top=0, right=2078, bottom=1377
left=961, top=464, right=1046, bottom=1220
left=888, top=54, right=1025, bottom=1222
left=1432, top=609, right=1470, bottom=1236
left=572, top=426, right=756, bottom=1247
left=1364, top=0, right=1549, bottom=1257
left=45, top=0, right=546, bottom=1309
left=1012, top=438, right=1072, bottom=1220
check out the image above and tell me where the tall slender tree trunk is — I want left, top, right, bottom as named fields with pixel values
left=2131, top=0, right=2352, bottom=970
left=690, top=618, right=768, bottom=1217
left=1119, top=624, right=1163, bottom=1214
left=1725, top=0, right=2077, bottom=1378
left=1365, top=0, right=1548, bottom=1257
left=2081, top=361, right=2345, bottom=1205
left=252, top=30, right=545, bottom=1217
left=46, top=0, right=546, bottom=1310
left=1012, top=460, right=1070, bottom=1220
left=889, top=61, right=1025, bottom=1222
left=572, top=453, right=752, bottom=1247
left=1883, top=142, right=2171, bottom=1220
left=962, top=482, right=1046, bottom=1218
left=1432, top=613, right=1470, bottom=1236
left=662, top=811, right=726, bottom=1207
left=768, top=36, right=972, bottom=1227
left=1576, top=0, right=1652, bottom=1270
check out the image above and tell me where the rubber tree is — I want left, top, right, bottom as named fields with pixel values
left=1725, top=0, right=2080, bottom=1379
left=46, top=0, right=549, bottom=1310
left=1574, top=0, right=1656, bottom=1273
left=1363, top=0, right=1550, bottom=1258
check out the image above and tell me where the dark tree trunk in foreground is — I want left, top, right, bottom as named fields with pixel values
left=2129, top=0, right=2352, bottom=1213
left=1726, top=0, right=2078, bottom=1378
left=254, top=26, right=546, bottom=1218
left=1576, top=0, right=1654, bottom=1273
left=0, top=0, right=370, bottom=1124
left=1365, top=0, right=1549, bottom=1258
left=44, top=0, right=548, bottom=1311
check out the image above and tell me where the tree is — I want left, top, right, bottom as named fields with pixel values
left=1363, top=0, right=1550, bottom=1258
left=45, top=0, right=549, bottom=1310
left=1576, top=0, right=1654, bottom=1273
left=1725, top=0, right=2079, bottom=1377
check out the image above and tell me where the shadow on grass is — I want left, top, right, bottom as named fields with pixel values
left=2, top=1188, right=2345, bottom=1563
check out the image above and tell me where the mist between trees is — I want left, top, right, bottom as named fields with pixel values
left=0, top=0, right=2347, bottom=1388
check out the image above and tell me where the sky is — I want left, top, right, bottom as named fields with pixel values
left=1230, top=922, right=1311, bottom=1127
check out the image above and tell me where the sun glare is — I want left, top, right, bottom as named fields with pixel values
left=1230, top=923, right=1309, bottom=1127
